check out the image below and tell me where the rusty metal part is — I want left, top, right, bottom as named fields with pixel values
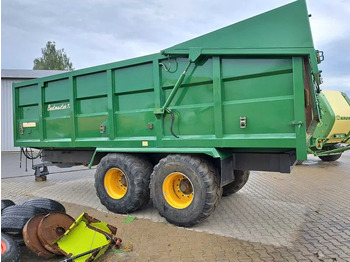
left=37, top=213, right=74, bottom=255
left=56, top=212, right=121, bottom=261
left=114, top=238, right=122, bottom=247
left=83, top=213, right=100, bottom=223
left=23, top=214, right=55, bottom=258
left=84, top=213, right=117, bottom=235
left=107, top=224, right=117, bottom=235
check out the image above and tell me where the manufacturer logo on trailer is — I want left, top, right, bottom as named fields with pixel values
left=47, top=103, right=71, bottom=111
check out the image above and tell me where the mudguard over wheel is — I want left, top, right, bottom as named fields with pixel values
left=222, top=170, right=250, bottom=196
left=150, top=154, right=222, bottom=227
left=1, top=233, right=20, bottom=262
left=318, top=154, right=342, bottom=162
left=95, top=153, right=153, bottom=214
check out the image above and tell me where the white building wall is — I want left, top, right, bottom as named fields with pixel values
left=2, top=70, right=66, bottom=151
left=1, top=79, right=21, bottom=151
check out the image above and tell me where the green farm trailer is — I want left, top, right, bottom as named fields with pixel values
left=14, top=0, right=324, bottom=226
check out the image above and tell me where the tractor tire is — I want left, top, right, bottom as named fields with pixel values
left=150, top=154, right=222, bottom=227
left=1, top=200, right=15, bottom=212
left=222, top=170, right=250, bottom=197
left=1, top=216, right=30, bottom=234
left=1, top=205, right=47, bottom=234
left=2, top=205, right=46, bottom=217
left=1, top=233, right=20, bottom=262
left=22, top=198, right=66, bottom=213
left=318, top=154, right=342, bottom=162
left=95, top=153, right=153, bottom=214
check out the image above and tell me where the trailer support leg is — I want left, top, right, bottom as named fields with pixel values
left=33, top=162, right=52, bottom=182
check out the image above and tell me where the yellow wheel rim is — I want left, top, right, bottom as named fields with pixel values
left=104, top=168, right=128, bottom=199
left=162, top=172, right=194, bottom=209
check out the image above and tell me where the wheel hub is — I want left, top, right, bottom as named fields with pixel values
left=119, top=176, right=127, bottom=188
left=104, top=168, right=128, bottom=199
left=163, top=172, right=194, bottom=209
left=179, top=178, right=193, bottom=195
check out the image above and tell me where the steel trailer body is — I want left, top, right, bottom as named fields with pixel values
left=14, top=0, right=319, bottom=163
left=13, top=0, right=323, bottom=226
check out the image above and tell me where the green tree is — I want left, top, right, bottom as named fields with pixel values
left=33, top=41, right=74, bottom=70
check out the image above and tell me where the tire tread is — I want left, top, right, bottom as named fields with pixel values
left=222, top=170, right=250, bottom=197
left=22, top=198, right=65, bottom=213
left=1, top=200, right=15, bottom=212
left=95, top=153, right=153, bottom=214
left=1, top=216, right=31, bottom=234
left=150, top=154, right=222, bottom=227
left=319, top=154, right=342, bottom=162
left=2, top=205, right=46, bottom=217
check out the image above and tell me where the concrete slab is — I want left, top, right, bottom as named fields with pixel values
left=2, top=151, right=350, bottom=261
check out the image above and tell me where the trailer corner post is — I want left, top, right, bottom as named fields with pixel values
left=12, top=84, right=19, bottom=145
left=292, top=57, right=308, bottom=160
left=38, top=82, right=45, bottom=141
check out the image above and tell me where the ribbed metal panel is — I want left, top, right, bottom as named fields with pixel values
left=1, top=79, right=20, bottom=151
left=2, top=70, right=63, bottom=151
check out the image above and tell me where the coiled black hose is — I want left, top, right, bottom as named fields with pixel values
left=167, top=110, right=179, bottom=139
left=21, top=147, right=42, bottom=160
left=20, top=147, right=42, bottom=171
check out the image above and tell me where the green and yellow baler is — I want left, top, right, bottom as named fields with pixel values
left=308, top=90, right=350, bottom=161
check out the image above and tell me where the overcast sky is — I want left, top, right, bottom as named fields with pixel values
left=2, top=0, right=350, bottom=96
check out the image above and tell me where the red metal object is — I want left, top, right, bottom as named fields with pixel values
left=114, top=238, right=122, bottom=246
left=37, top=213, right=74, bottom=255
left=23, top=214, right=55, bottom=258
left=1, top=240, right=6, bottom=255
